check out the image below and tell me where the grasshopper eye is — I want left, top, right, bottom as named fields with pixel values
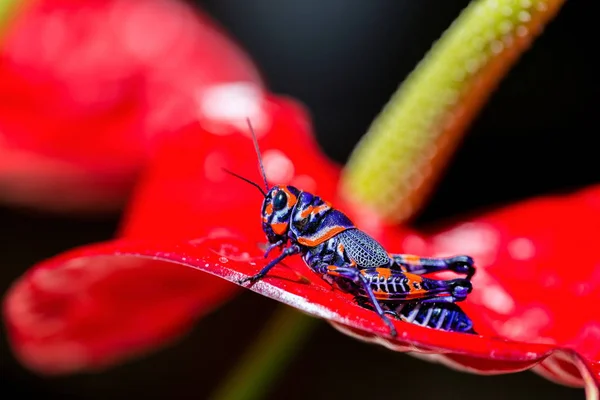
left=272, top=190, right=287, bottom=211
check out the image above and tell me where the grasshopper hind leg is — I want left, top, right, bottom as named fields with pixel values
left=321, top=265, right=398, bottom=337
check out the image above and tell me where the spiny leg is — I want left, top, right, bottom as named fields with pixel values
left=391, top=254, right=475, bottom=280
left=354, top=274, right=476, bottom=334
left=262, top=239, right=285, bottom=258
left=239, top=244, right=301, bottom=285
left=322, top=265, right=398, bottom=337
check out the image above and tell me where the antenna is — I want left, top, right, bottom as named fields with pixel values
left=246, top=118, right=269, bottom=192
left=222, top=168, right=266, bottom=197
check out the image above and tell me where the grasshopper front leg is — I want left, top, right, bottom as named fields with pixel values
left=239, top=244, right=301, bottom=285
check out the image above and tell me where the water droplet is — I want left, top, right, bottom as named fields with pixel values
left=507, top=237, right=536, bottom=260
left=491, top=40, right=504, bottom=54
left=499, top=20, right=514, bottom=35
left=263, top=150, right=295, bottom=184
left=501, top=6, right=514, bottom=16
left=516, top=25, right=529, bottom=38
left=197, top=83, right=268, bottom=135
left=518, top=10, right=531, bottom=22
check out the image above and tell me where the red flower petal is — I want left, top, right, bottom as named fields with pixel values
left=0, top=0, right=262, bottom=212
left=6, top=236, right=556, bottom=373
left=344, top=185, right=600, bottom=392
left=4, top=205, right=599, bottom=396
left=2, top=94, right=339, bottom=374
left=3, top=239, right=238, bottom=374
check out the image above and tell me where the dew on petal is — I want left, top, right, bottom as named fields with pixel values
left=507, top=237, right=536, bottom=261
left=480, top=284, right=516, bottom=315
left=217, top=244, right=255, bottom=263
left=541, top=272, right=562, bottom=289
left=197, top=82, right=268, bottom=135
left=432, top=222, right=500, bottom=266
left=206, top=227, right=244, bottom=239
left=263, top=149, right=295, bottom=184
left=573, top=282, right=592, bottom=297
left=500, top=307, right=553, bottom=343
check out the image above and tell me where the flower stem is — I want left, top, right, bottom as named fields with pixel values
left=340, top=0, right=566, bottom=224
left=209, top=306, right=318, bottom=400
left=0, top=0, right=24, bottom=39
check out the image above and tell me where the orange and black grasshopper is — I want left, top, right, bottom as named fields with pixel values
left=227, top=120, right=476, bottom=337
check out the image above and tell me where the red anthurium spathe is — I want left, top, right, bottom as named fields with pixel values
left=3, top=94, right=339, bottom=374
left=3, top=95, right=599, bottom=396
left=0, top=0, right=262, bottom=212
left=343, top=185, right=600, bottom=393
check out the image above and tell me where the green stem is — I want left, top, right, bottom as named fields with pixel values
left=209, top=306, right=318, bottom=400
left=0, top=0, right=24, bottom=38
left=340, top=0, right=566, bottom=224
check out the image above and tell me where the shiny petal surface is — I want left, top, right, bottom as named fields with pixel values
left=0, top=0, right=262, bottom=212
left=347, top=185, right=600, bottom=395
left=5, top=236, right=557, bottom=374
left=4, top=184, right=599, bottom=398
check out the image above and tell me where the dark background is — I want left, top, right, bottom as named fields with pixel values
left=1, top=0, right=597, bottom=399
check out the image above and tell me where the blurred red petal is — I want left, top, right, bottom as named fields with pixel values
left=0, top=0, right=262, bottom=211
left=3, top=239, right=238, bottom=374
left=0, top=147, right=135, bottom=212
